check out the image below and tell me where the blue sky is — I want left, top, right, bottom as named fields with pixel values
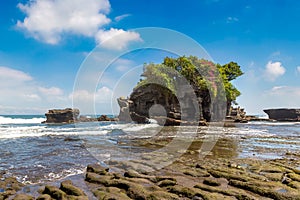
left=0, top=0, right=300, bottom=115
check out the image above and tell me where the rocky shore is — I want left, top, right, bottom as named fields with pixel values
left=3, top=140, right=300, bottom=200
left=3, top=158, right=300, bottom=200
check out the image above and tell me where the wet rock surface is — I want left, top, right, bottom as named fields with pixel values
left=4, top=135, right=300, bottom=200
left=0, top=175, right=24, bottom=200
left=99, top=156, right=300, bottom=200
left=4, top=155, right=300, bottom=200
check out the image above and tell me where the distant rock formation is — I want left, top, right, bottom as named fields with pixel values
left=44, top=109, right=117, bottom=124
left=117, top=97, right=133, bottom=123
left=264, top=108, right=300, bottom=121
left=97, top=115, right=117, bottom=122
left=44, top=108, right=80, bottom=123
left=226, top=107, right=248, bottom=123
left=78, top=115, right=117, bottom=122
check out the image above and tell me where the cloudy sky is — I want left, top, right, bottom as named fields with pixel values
left=0, top=0, right=300, bottom=115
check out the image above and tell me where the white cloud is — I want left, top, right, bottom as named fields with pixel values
left=264, top=61, right=286, bottom=81
left=115, top=14, right=131, bottom=22
left=17, top=0, right=111, bottom=44
left=16, top=0, right=141, bottom=50
left=38, top=86, right=64, bottom=96
left=70, top=87, right=114, bottom=113
left=270, top=51, right=281, bottom=57
left=95, top=28, right=142, bottom=50
left=0, top=66, right=68, bottom=114
left=297, top=66, right=300, bottom=74
left=0, top=66, right=32, bottom=82
left=265, top=86, right=300, bottom=107
left=71, top=86, right=113, bottom=103
left=244, top=86, right=300, bottom=114
left=96, top=86, right=113, bottom=102
left=24, top=94, right=41, bottom=101
left=112, top=58, right=135, bottom=72
left=271, top=86, right=287, bottom=92
left=269, top=86, right=300, bottom=96
left=226, top=17, right=239, bottom=23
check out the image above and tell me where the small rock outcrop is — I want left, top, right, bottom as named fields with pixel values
left=44, top=108, right=79, bottom=123
left=40, top=180, right=88, bottom=200
left=226, top=107, right=248, bottom=123
left=44, top=109, right=117, bottom=124
left=97, top=115, right=117, bottom=122
left=264, top=108, right=300, bottom=121
left=117, top=97, right=132, bottom=123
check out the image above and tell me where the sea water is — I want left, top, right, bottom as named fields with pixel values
left=0, top=115, right=299, bottom=184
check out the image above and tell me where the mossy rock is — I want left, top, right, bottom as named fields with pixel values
left=208, top=169, right=249, bottom=182
left=60, top=180, right=86, bottom=196
left=0, top=189, right=16, bottom=200
left=183, top=169, right=200, bottom=177
left=194, top=183, right=256, bottom=199
left=148, top=191, right=180, bottom=200
left=264, top=173, right=283, bottom=181
left=259, top=165, right=283, bottom=173
left=85, top=172, right=112, bottom=186
left=229, top=179, right=300, bottom=200
left=288, top=173, right=300, bottom=182
left=0, top=177, right=23, bottom=192
left=157, top=179, right=177, bottom=187
left=150, top=176, right=176, bottom=183
left=86, top=164, right=109, bottom=175
left=36, top=194, right=52, bottom=200
left=203, top=178, right=221, bottom=186
left=127, top=185, right=149, bottom=199
left=93, top=187, right=131, bottom=200
left=292, top=168, right=300, bottom=175
left=68, top=196, right=89, bottom=200
left=12, top=194, right=34, bottom=200
left=288, top=181, right=300, bottom=190
left=168, top=185, right=196, bottom=198
left=124, top=169, right=144, bottom=178
left=43, top=185, right=67, bottom=200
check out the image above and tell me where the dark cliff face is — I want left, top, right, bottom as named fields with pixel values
left=118, top=83, right=227, bottom=125
left=264, top=109, right=300, bottom=121
left=130, top=84, right=181, bottom=120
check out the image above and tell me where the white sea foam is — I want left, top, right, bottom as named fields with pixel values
left=94, top=122, right=160, bottom=132
left=0, top=116, right=45, bottom=124
left=249, top=121, right=300, bottom=126
left=122, top=123, right=160, bottom=132
left=0, top=125, right=109, bottom=139
left=237, top=128, right=273, bottom=136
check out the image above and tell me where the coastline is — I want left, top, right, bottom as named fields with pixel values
left=1, top=116, right=300, bottom=199
left=2, top=133, right=300, bottom=200
left=4, top=153, right=300, bottom=199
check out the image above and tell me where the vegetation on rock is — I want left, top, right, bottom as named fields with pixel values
left=136, top=56, right=243, bottom=119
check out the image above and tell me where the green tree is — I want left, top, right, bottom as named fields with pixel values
left=137, top=56, right=243, bottom=117
left=217, top=62, right=243, bottom=103
left=218, top=62, right=244, bottom=81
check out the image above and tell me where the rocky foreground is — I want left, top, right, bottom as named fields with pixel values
left=2, top=152, right=300, bottom=200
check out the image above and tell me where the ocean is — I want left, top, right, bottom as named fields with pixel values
left=0, top=115, right=300, bottom=185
